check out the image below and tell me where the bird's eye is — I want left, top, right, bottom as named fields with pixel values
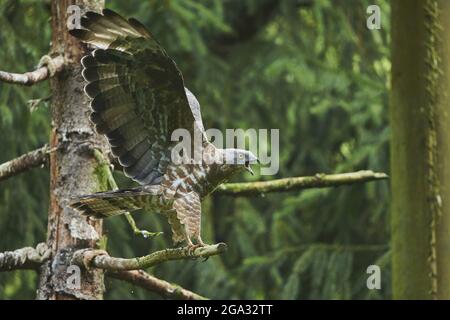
left=239, top=154, right=244, bottom=159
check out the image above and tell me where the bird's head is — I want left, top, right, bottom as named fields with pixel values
left=221, top=148, right=259, bottom=175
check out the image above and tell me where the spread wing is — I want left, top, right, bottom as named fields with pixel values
left=69, top=9, right=205, bottom=185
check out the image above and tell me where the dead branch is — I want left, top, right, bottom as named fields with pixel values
left=216, top=170, right=388, bottom=196
left=0, top=55, right=64, bottom=86
left=28, top=95, right=52, bottom=112
left=107, top=270, right=207, bottom=300
left=0, top=145, right=51, bottom=182
left=72, top=243, right=227, bottom=271
left=0, top=243, right=51, bottom=272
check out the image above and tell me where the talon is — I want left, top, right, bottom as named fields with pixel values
left=186, top=237, right=209, bottom=258
left=186, top=244, right=201, bottom=256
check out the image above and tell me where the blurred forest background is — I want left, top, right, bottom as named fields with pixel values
left=0, top=0, right=390, bottom=299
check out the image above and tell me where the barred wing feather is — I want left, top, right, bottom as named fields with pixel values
left=69, top=9, right=204, bottom=185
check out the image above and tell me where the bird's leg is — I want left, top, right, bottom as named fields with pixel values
left=185, top=235, right=205, bottom=256
left=185, top=235, right=207, bottom=256
left=186, top=237, right=198, bottom=256
left=195, top=236, right=210, bottom=261
left=196, top=235, right=206, bottom=246
left=124, top=212, right=163, bottom=239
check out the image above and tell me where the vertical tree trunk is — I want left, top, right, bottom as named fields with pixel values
left=37, top=0, right=107, bottom=300
left=391, top=0, right=450, bottom=299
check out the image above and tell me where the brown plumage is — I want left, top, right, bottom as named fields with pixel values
left=69, top=9, right=258, bottom=246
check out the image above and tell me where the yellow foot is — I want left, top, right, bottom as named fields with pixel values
left=186, top=243, right=206, bottom=256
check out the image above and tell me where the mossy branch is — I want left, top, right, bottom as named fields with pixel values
left=72, top=243, right=227, bottom=271
left=0, top=242, right=208, bottom=299
left=216, top=170, right=388, bottom=196
left=107, top=270, right=208, bottom=300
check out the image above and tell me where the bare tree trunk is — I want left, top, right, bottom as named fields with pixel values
left=391, top=0, right=450, bottom=299
left=37, top=0, right=107, bottom=300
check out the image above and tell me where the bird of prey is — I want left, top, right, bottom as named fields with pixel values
left=69, top=9, right=258, bottom=247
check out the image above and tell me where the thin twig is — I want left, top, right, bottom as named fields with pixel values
left=0, top=145, right=52, bottom=183
left=72, top=243, right=227, bottom=271
left=0, top=56, right=64, bottom=86
left=28, top=95, right=52, bottom=112
left=216, top=170, right=388, bottom=196
left=107, top=270, right=208, bottom=300
left=0, top=243, right=51, bottom=272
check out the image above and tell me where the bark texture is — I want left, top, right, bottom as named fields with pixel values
left=0, top=145, right=50, bottom=182
left=37, top=0, right=108, bottom=300
left=391, top=0, right=450, bottom=299
left=0, top=243, right=51, bottom=272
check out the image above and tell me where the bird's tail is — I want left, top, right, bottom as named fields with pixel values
left=70, top=186, right=160, bottom=219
